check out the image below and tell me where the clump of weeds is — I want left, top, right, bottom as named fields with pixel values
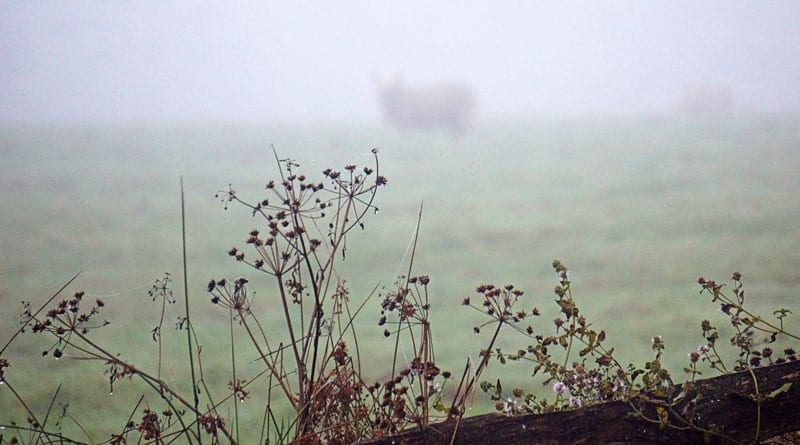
left=1, top=147, right=797, bottom=445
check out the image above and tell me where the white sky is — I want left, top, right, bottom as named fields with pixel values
left=2, top=1, right=799, bottom=124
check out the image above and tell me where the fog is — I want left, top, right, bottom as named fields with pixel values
left=2, top=1, right=799, bottom=125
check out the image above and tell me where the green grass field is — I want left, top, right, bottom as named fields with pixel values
left=1, top=115, right=799, bottom=442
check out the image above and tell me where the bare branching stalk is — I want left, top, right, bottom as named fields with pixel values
left=208, top=147, right=388, bottom=441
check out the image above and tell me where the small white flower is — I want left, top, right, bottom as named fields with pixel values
left=568, top=396, right=582, bottom=409
left=651, top=335, right=662, bottom=344
left=553, top=381, right=567, bottom=395
left=499, top=398, right=519, bottom=416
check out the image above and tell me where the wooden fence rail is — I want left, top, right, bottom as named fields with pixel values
left=359, top=360, right=800, bottom=445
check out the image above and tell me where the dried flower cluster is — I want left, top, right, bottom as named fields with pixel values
left=206, top=148, right=390, bottom=442
left=695, top=273, right=798, bottom=374
left=20, top=291, right=110, bottom=359
left=376, top=272, right=454, bottom=431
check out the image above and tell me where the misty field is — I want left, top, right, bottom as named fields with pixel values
left=1, top=116, right=799, bottom=441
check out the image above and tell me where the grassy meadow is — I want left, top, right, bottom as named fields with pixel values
left=1, top=115, right=799, bottom=441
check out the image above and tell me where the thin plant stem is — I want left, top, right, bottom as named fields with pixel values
left=230, top=306, right=240, bottom=443
left=562, top=285, right=577, bottom=370
left=453, top=319, right=504, bottom=413
left=0, top=422, right=87, bottom=445
left=180, top=176, right=202, bottom=443
left=37, top=383, right=62, bottom=444
left=2, top=379, right=43, bottom=438
left=236, top=313, right=299, bottom=409
left=748, top=367, right=761, bottom=444
left=392, top=203, right=424, bottom=378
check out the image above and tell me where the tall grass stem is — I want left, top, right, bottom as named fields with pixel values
left=180, top=176, right=202, bottom=443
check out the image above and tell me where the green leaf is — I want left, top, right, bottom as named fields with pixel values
left=766, top=383, right=792, bottom=399
left=656, top=406, right=669, bottom=429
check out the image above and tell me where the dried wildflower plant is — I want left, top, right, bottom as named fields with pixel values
left=695, top=273, right=799, bottom=374
left=466, top=260, right=634, bottom=416
left=4, top=277, right=227, bottom=445
left=207, top=146, right=389, bottom=442
left=374, top=272, right=454, bottom=434
left=465, top=261, right=798, bottom=441
left=0, top=147, right=391, bottom=444
left=1, top=147, right=798, bottom=444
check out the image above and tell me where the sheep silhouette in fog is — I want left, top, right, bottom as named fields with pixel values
left=376, top=74, right=475, bottom=134
left=675, top=84, right=735, bottom=117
